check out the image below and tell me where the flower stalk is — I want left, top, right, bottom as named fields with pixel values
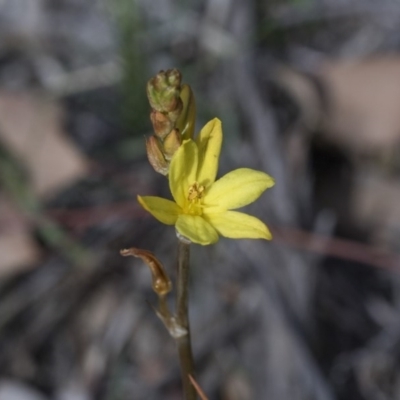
left=176, top=239, right=197, bottom=400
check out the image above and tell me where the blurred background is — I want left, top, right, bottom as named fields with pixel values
left=1, top=0, right=400, bottom=399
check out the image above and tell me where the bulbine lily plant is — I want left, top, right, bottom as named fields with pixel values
left=121, top=69, right=274, bottom=399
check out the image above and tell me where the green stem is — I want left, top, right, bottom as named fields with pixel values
left=176, top=239, right=197, bottom=400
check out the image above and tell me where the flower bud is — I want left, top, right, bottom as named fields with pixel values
left=165, top=69, right=182, bottom=87
left=150, top=110, right=173, bottom=140
left=166, top=98, right=183, bottom=123
left=163, top=128, right=181, bottom=160
left=176, top=84, right=196, bottom=140
left=147, top=69, right=182, bottom=113
left=146, top=136, right=169, bottom=175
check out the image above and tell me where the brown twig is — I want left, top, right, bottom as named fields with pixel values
left=48, top=201, right=400, bottom=271
left=271, top=226, right=400, bottom=271
left=189, top=375, right=209, bottom=400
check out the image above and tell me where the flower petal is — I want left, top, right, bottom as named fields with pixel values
left=195, top=118, right=222, bottom=188
left=169, top=140, right=198, bottom=207
left=137, top=195, right=181, bottom=225
left=176, top=215, right=219, bottom=245
left=203, top=168, right=274, bottom=211
left=204, top=210, right=272, bottom=240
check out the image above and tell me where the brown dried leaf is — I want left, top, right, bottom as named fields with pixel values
left=277, top=56, right=400, bottom=155
left=221, top=371, right=252, bottom=400
left=320, top=57, right=400, bottom=153
left=352, top=172, right=400, bottom=249
left=0, top=195, right=40, bottom=277
left=0, top=233, right=40, bottom=277
left=0, top=91, right=88, bottom=197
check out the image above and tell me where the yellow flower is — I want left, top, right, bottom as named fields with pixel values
left=138, top=118, right=275, bottom=245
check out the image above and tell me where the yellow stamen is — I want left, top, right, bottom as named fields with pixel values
left=187, top=182, right=205, bottom=202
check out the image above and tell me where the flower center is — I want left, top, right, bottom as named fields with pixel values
left=187, top=182, right=204, bottom=201
left=185, top=182, right=204, bottom=215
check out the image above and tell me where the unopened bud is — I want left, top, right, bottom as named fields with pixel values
left=165, top=69, right=182, bottom=87
left=176, top=84, right=196, bottom=140
left=166, top=98, right=183, bottom=123
left=163, top=129, right=181, bottom=160
left=146, top=136, right=169, bottom=175
left=150, top=110, right=174, bottom=140
left=147, top=69, right=182, bottom=113
left=120, top=248, right=172, bottom=296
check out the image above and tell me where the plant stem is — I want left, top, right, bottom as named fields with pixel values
left=176, top=239, right=197, bottom=400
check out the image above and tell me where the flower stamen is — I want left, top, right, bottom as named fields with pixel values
left=187, top=182, right=205, bottom=202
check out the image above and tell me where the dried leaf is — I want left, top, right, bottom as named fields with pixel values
left=0, top=195, right=40, bottom=276
left=277, top=56, right=400, bottom=154
left=353, top=172, right=400, bottom=248
left=0, top=91, right=88, bottom=197
left=320, top=57, right=400, bottom=152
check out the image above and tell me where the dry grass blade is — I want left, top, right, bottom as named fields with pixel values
left=189, top=375, right=209, bottom=400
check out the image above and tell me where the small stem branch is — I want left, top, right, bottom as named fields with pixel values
left=176, top=239, right=197, bottom=400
